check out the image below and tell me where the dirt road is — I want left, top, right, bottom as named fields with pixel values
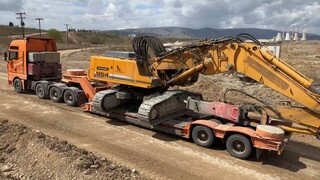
left=0, top=71, right=319, bottom=179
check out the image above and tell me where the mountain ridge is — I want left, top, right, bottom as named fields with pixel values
left=105, top=27, right=320, bottom=40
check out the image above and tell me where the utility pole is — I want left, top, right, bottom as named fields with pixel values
left=35, top=17, right=44, bottom=37
left=83, top=29, right=87, bottom=49
left=64, top=24, right=70, bottom=46
left=16, top=12, right=26, bottom=38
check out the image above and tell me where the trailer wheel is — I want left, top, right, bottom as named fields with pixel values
left=49, top=86, right=63, bottom=102
left=64, top=89, right=78, bottom=107
left=192, top=125, right=215, bottom=148
left=36, top=83, right=48, bottom=99
left=13, top=78, right=23, bottom=93
left=226, top=134, right=252, bottom=159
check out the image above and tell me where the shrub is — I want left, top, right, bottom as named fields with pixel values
left=88, top=33, right=105, bottom=44
left=47, top=29, right=63, bottom=42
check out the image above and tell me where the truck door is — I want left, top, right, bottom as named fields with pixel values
left=7, top=46, right=24, bottom=74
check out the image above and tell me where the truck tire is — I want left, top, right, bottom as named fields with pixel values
left=192, top=125, right=215, bottom=148
left=36, top=83, right=48, bottom=99
left=226, top=134, right=252, bottom=159
left=49, top=86, right=63, bottom=102
left=13, top=78, right=23, bottom=93
left=64, top=89, right=78, bottom=107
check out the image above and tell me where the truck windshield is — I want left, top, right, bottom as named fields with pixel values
left=9, top=51, right=18, bottom=60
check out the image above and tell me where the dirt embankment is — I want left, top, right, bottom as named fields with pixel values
left=0, top=119, right=143, bottom=180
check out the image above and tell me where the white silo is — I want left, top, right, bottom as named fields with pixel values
left=293, top=33, right=299, bottom=41
left=301, top=33, right=307, bottom=41
left=285, top=32, right=291, bottom=41
left=275, top=32, right=282, bottom=42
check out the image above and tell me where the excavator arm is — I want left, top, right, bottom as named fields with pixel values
left=145, top=34, right=320, bottom=136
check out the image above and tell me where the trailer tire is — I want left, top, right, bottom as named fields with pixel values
left=192, top=125, right=215, bottom=148
left=64, top=89, right=78, bottom=107
left=13, top=78, right=23, bottom=93
left=226, top=134, right=252, bottom=159
left=49, top=86, right=63, bottom=102
left=36, top=83, right=48, bottom=99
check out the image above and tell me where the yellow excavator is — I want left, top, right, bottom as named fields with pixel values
left=87, top=34, right=320, bottom=137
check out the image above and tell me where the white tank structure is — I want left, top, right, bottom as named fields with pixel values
left=301, top=33, right=307, bottom=41
left=293, top=33, right=299, bottom=41
left=275, top=32, right=282, bottom=42
left=285, top=32, right=292, bottom=41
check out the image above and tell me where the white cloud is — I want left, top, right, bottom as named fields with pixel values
left=0, top=0, right=319, bottom=34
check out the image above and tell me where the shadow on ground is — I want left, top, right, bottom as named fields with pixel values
left=257, top=140, right=319, bottom=172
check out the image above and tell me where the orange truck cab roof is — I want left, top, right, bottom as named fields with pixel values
left=9, top=37, right=57, bottom=52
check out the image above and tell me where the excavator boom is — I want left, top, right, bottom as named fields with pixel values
left=146, top=34, right=320, bottom=134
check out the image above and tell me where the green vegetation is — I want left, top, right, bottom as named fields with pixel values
left=0, top=25, right=39, bottom=37
left=84, top=32, right=128, bottom=45
left=88, top=33, right=105, bottom=44
left=0, top=24, right=190, bottom=50
left=47, top=29, right=63, bottom=42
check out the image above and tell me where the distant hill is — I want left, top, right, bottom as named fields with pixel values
left=106, top=27, right=320, bottom=40
left=0, top=25, right=40, bottom=37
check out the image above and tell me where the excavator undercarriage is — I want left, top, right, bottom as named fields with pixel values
left=92, top=85, right=202, bottom=125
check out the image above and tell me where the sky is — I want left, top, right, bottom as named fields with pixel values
left=0, top=0, right=319, bottom=34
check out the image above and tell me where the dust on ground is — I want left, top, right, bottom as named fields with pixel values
left=0, top=119, right=143, bottom=180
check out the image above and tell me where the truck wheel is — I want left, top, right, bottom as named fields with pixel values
left=36, top=83, right=48, bottom=99
left=49, top=86, right=63, bottom=102
left=226, top=134, right=252, bottom=159
left=64, top=89, right=78, bottom=107
left=192, top=125, right=215, bottom=148
left=13, top=78, right=23, bottom=93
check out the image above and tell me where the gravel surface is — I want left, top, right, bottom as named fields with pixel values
left=0, top=119, right=143, bottom=180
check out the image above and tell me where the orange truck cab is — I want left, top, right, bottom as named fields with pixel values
left=4, top=37, right=61, bottom=93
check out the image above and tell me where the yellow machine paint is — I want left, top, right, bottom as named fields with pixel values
left=88, top=55, right=161, bottom=88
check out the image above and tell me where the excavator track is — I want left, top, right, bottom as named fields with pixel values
left=92, top=89, right=120, bottom=114
left=92, top=89, right=201, bottom=126
left=138, top=90, right=202, bottom=125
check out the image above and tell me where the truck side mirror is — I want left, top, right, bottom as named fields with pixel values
left=4, top=51, right=8, bottom=61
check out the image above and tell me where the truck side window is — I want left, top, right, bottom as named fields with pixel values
left=9, top=51, right=18, bottom=60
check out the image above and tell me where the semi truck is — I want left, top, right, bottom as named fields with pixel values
left=3, top=35, right=319, bottom=159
